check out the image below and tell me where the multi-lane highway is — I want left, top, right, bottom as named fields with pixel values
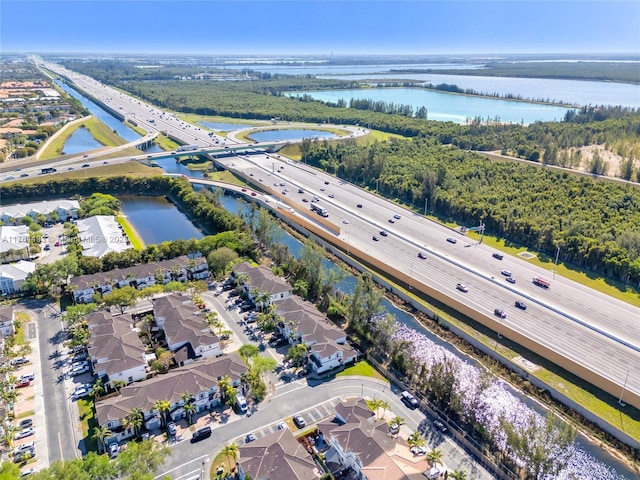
left=11, top=60, right=640, bottom=409
left=205, top=151, right=640, bottom=404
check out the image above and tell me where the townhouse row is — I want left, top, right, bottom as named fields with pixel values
left=71, top=255, right=209, bottom=304
left=232, top=262, right=362, bottom=375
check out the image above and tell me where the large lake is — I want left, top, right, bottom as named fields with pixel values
left=292, top=88, right=570, bottom=124
left=319, top=72, right=640, bottom=109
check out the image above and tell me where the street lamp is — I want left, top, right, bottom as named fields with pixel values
left=553, top=246, right=560, bottom=280
left=424, top=198, right=428, bottom=216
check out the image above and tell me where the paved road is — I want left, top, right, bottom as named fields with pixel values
left=33, top=300, right=81, bottom=463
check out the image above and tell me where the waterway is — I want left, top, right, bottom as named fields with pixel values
left=118, top=195, right=204, bottom=244
left=56, top=80, right=142, bottom=142
left=249, top=129, right=337, bottom=142
left=144, top=144, right=207, bottom=179
left=60, top=127, right=103, bottom=155
left=292, top=88, right=570, bottom=124
left=318, top=73, right=640, bottom=109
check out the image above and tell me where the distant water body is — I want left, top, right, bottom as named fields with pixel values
left=320, top=72, right=640, bottom=109
left=292, top=88, right=570, bottom=124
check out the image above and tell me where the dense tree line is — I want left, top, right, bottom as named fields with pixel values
left=397, top=61, right=640, bottom=85
left=302, top=138, right=640, bottom=285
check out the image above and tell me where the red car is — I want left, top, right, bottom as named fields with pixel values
left=54, top=241, right=61, bottom=247
left=16, top=380, right=30, bottom=388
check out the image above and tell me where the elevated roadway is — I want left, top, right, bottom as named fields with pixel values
left=11, top=60, right=640, bottom=410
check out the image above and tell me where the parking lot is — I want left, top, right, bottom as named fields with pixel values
left=237, top=397, right=342, bottom=446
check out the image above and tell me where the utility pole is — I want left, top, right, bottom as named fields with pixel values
left=424, top=198, right=428, bottom=216
left=618, top=368, right=631, bottom=406
left=553, top=246, right=560, bottom=279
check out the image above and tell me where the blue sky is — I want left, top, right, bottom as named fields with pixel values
left=2, top=1, right=639, bottom=55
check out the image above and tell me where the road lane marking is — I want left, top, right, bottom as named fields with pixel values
left=155, top=454, right=207, bottom=479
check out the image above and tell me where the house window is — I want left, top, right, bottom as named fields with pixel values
left=128, top=376, right=133, bottom=383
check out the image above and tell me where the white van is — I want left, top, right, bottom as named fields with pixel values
left=235, top=394, right=248, bottom=413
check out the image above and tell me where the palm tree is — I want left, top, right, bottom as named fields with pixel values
left=221, top=443, right=239, bottom=472
left=184, top=402, right=197, bottom=426
left=391, top=416, right=405, bottom=427
left=407, top=431, right=426, bottom=449
left=449, top=470, right=467, bottom=480
left=123, top=408, right=143, bottom=438
left=92, top=378, right=104, bottom=400
left=369, top=398, right=383, bottom=417
left=92, top=425, right=112, bottom=453
left=293, top=279, right=308, bottom=298
left=180, top=391, right=193, bottom=405
left=378, top=399, right=390, bottom=419
left=427, top=449, right=443, bottom=468
left=254, top=290, right=270, bottom=311
left=154, top=400, right=171, bottom=428
left=112, top=379, right=127, bottom=393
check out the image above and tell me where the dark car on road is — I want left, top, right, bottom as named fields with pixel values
left=515, top=301, right=527, bottom=310
left=191, top=426, right=212, bottom=443
left=494, top=308, right=507, bottom=319
left=492, top=253, right=504, bottom=260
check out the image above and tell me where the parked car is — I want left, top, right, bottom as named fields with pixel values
left=293, top=415, right=307, bottom=429
left=410, top=445, right=428, bottom=455
left=21, top=468, right=36, bottom=477
left=245, top=433, right=257, bottom=443
left=11, top=356, right=29, bottom=366
left=389, top=422, right=400, bottom=434
left=70, top=364, right=91, bottom=376
left=167, top=422, right=177, bottom=436
left=73, top=385, right=92, bottom=399
left=276, top=421, right=287, bottom=430
left=18, top=419, right=33, bottom=429
left=108, top=443, right=119, bottom=458
left=19, top=373, right=35, bottom=382
left=14, top=427, right=35, bottom=440
left=14, top=442, right=35, bottom=455
left=15, top=379, right=30, bottom=388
